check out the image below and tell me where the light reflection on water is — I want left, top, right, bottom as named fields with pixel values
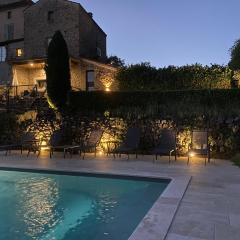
left=15, top=177, right=61, bottom=239
left=96, top=192, right=118, bottom=224
left=0, top=171, right=168, bottom=240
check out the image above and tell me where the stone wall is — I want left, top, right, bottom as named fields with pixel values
left=11, top=58, right=117, bottom=94
left=24, top=0, right=80, bottom=59
left=78, top=5, right=107, bottom=60
left=0, top=62, right=12, bottom=85
left=7, top=40, right=24, bottom=60
left=23, top=0, right=107, bottom=61
left=70, top=61, right=85, bottom=90
left=13, top=64, right=45, bottom=93
left=0, top=5, right=26, bottom=42
left=70, top=59, right=117, bottom=91
left=0, top=0, right=27, bottom=5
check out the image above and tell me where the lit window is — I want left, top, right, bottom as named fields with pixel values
left=86, top=70, right=95, bottom=91
left=16, top=48, right=23, bottom=57
left=0, top=46, right=7, bottom=62
left=48, top=11, right=54, bottom=23
left=7, top=11, right=11, bottom=19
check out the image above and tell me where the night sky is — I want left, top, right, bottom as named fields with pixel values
left=36, top=0, right=240, bottom=67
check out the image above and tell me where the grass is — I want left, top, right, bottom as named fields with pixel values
left=231, top=153, right=240, bottom=167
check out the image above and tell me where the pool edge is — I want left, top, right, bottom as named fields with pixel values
left=0, top=165, right=191, bottom=240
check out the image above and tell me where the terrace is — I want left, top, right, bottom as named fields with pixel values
left=1, top=1, right=240, bottom=239
left=0, top=152, right=239, bottom=240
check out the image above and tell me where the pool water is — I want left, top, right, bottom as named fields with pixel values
left=0, top=170, right=169, bottom=240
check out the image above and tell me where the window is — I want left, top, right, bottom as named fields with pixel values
left=48, top=11, right=54, bottom=23
left=7, top=11, right=11, bottom=19
left=0, top=46, right=7, bottom=62
left=86, top=70, right=95, bottom=91
left=16, top=48, right=23, bottom=57
left=4, top=24, right=14, bottom=40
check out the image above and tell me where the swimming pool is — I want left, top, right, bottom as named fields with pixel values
left=0, top=169, right=169, bottom=240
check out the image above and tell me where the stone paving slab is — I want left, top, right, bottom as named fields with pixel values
left=215, top=223, right=240, bottom=240
left=169, top=219, right=215, bottom=240
left=167, top=233, right=208, bottom=240
left=229, top=214, right=240, bottom=228
left=0, top=152, right=240, bottom=240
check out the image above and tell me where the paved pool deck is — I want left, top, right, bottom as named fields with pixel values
left=0, top=152, right=239, bottom=240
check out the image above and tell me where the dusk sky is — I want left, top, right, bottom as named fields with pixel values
left=76, top=0, right=240, bottom=67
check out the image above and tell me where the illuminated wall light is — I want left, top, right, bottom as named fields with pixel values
left=105, top=87, right=110, bottom=92
left=30, top=63, right=34, bottom=67
left=98, top=151, right=104, bottom=156
left=35, top=132, right=51, bottom=152
left=40, top=140, right=50, bottom=151
left=189, top=151, right=195, bottom=157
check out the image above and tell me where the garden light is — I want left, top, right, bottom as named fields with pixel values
left=189, top=151, right=195, bottom=157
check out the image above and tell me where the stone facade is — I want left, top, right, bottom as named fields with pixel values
left=0, top=5, right=25, bottom=42
left=0, top=62, right=12, bottom=85
left=0, top=0, right=33, bottom=85
left=0, top=0, right=117, bottom=93
left=24, top=0, right=107, bottom=61
left=12, top=58, right=117, bottom=93
left=70, top=58, right=117, bottom=91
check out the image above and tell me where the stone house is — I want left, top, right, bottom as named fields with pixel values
left=0, top=0, right=117, bottom=95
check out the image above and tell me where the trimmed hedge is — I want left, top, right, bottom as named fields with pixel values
left=67, top=89, right=240, bottom=157
left=116, top=63, right=232, bottom=91
left=68, top=89, right=240, bottom=118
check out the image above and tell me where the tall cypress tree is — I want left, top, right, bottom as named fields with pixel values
left=45, top=31, right=71, bottom=109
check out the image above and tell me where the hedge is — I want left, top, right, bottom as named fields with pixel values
left=68, top=89, right=240, bottom=119
left=66, top=89, right=240, bottom=157
left=116, top=63, right=232, bottom=91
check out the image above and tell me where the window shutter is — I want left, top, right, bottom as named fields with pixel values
left=9, top=24, right=14, bottom=40
left=4, top=24, right=8, bottom=40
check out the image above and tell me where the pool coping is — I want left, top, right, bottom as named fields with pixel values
left=0, top=165, right=191, bottom=240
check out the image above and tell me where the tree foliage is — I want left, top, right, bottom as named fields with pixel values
left=106, top=55, right=125, bottom=67
left=45, top=31, right=71, bottom=109
left=116, top=63, right=232, bottom=91
left=229, top=39, right=240, bottom=70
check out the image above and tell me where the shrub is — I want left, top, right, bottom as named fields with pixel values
left=68, top=89, right=240, bottom=156
left=231, top=153, right=240, bottom=167
left=116, top=63, right=232, bottom=91
left=0, top=112, right=19, bottom=144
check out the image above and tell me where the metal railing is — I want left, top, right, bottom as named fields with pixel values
left=0, top=84, right=45, bottom=112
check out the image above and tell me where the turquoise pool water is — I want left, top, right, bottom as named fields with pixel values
left=0, top=170, right=169, bottom=240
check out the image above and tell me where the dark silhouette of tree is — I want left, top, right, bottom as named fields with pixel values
left=106, top=55, right=125, bottom=67
left=229, top=39, right=240, bottom=70
left=45, top=31, right=71, bottom=109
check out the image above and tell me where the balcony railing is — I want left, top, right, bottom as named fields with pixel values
left=0, top=84, right=46, bottom=112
